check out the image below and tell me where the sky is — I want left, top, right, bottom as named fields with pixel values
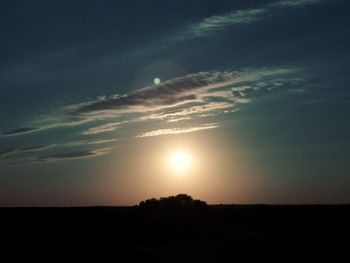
left=1, top=0, right=350, bottom=206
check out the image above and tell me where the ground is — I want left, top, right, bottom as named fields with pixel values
left=2, top=205, right=349, bottom=262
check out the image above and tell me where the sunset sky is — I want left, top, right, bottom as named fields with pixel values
left=1, top=0, right=349, bottom=206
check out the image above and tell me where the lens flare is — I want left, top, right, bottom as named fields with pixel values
left=153, top=77, right=161, bottom=85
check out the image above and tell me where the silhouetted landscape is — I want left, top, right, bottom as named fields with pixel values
left=2, top=194, right=349, bottom=262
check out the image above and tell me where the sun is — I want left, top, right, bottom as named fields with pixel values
left=168, top=150, right=192, bottom=173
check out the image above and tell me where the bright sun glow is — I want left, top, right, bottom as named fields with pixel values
left=168, top=150, right=192, bottom=173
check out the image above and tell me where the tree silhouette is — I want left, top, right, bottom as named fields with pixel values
left=137, top=194, right=208, bottom=228
left=138, top=194, right=207, bottom=210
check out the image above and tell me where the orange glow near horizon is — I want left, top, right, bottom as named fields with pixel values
left=95, top=132, right=259, bottom=206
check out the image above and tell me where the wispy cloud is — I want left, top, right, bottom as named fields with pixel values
left=0, top=145, right=54, bottom=159
left=167, top=117, right=191, bottom=123
left=7, top=159, right=37, bottom=167
left=65, top=139, right=117, bottom=146
left=136, top=124, right=218, bottom=138
left=3, top=143, right=115, bottom=166
left=0, top=139, right=116, bottom=164
left=2, top=127, right=38, bottom=136
left=18, top=145, right=53, bottom=152
left=0, top=148, right=16, bottom=157
left=82, top=122, right=121, bottom=135
left=177, top=8, right=266, bottom=39
left=174, top=0, right=322, bottom=39
left=140, top=102, right=234, bottom=121
left=272, top=0, right=321, bottom=7
left=38, top=148, right=110, bottom=162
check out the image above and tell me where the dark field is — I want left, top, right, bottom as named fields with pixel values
left=1, top=204, right=349, bottom=262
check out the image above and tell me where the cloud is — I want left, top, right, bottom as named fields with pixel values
left=4, top=67, right=301, bottom=144
left=4, top=145, right=114, bottom=166
left=0, top=138, right=118, bottom=164
left=19, top=145, right=53, bottom=152
left=18, top=70, right=246, bottom=134
left=7, top=159, right=37, bottom=167
left=167, top=117, right=191, bottom=123
left=2, top=127, right=38, bottom=136
left=82, top=122, right=121, bottom=135
left=68, top=71, right=241, bottom=117
left=0, top=148, right=16, bottom=157
left=0, top=145, right=53, bottom=159
left=65, top=138, right=117, bottom=146
left=141, top=102, right=234, bottom=121
left=136, top=124, right=218, bottom=138
left=272, top=0, right=321, bottom=7
left=38, top=148, right=110, bottom=162
left=174, top=0, right=322, bottom=39
left=69, top=68, right=297, bottom=119
left=135, top=68, right=299, bottom=123
left=178, top=8, right=266, bottom=39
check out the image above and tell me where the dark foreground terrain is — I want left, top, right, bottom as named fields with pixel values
left=1, top=201, right=349, bottom=262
